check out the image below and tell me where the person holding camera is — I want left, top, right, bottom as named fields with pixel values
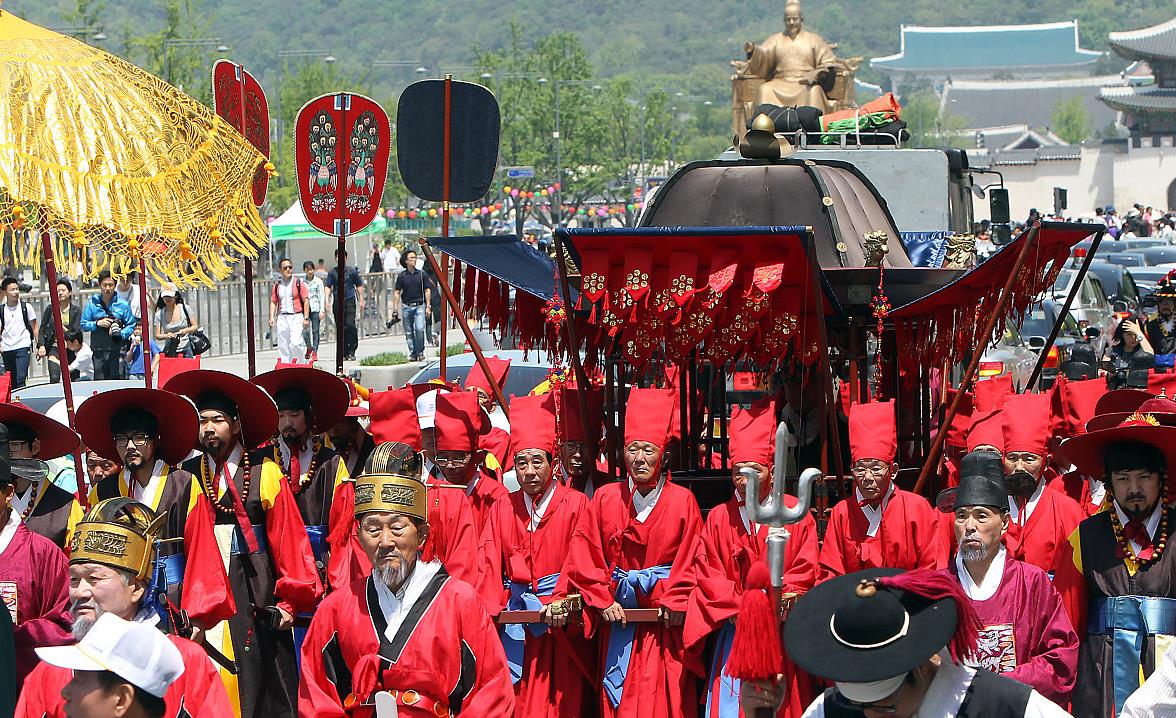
left=80, top=270, right=136, bottom=380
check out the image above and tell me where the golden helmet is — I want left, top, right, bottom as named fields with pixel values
left=68, top=498, right=166, bottom=581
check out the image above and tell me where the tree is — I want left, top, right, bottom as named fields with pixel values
left=1051, top=96, right=1092, bottom=144
left=123, top=0, right=217, bottom=105
left=902, top=89, right=968, bottom=149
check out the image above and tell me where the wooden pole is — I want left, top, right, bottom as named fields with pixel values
left=137, top=258, right=152, bottom=389
left=913, top=225, right=1042, bottom=495
left=439, top=74, right=452, bottom=380
left=244, top=259, right=256, bottom=376
left=334, top=95, right=350, bottom=375
left=418, top=238, right=509, bottom=419
left=39, top=231, right=87, bottom=502
left=553, top=234, right=592, bottom=436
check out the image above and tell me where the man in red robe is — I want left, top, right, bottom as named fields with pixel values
left=567, top=387, right=702, bottom=718
left=482, top=392, right=595, bottom=717
left=685, top=400, right=818, bottom=718
left=432, top=390, right=510, bottom=536
left=16, top=498, right=232, bottom=718
left=464, top=356, right=512, bottom=474
left=819, top=400, right=944, bottom=580
left=1000, top=393, right=1085, bottom=575
left=0, top=424, right=71, bottom=685
left=939, top=451, right=1078, bottom=706
left=298, top=442, right=514, bottom=717
left=557, top=387, right=611, bottom=497
left=0, top=403, right=83, bottom=549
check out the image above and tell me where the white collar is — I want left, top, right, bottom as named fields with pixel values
left=523, top=481, right=557, bottom=532
left=11, top=483, right=34, bottom=517
left=123, top=461, right=168, bottom=511
left=486, top=407, right=510, bottom=432
left=629, top=475, right=666, bottom=523
left=1008, top=480, right=1046, bottom=525
left=464, top=471, right=480, bottom=496
left=855, top=483, right=896, bottom=538
left=277, top=438, right=314, bottom=478
left=0, top=510, right=21, bottom=556
left=209, top=444, right=244, bottom=494
left=371, top=559, right=443, bottom=642
left=916, top=657, right=974, bottom=718
left=955, top=545, right=1006, bottom=602
left=559, top=465, right=596, bottom=497
left=1113, top=501, right=1164, bottom=556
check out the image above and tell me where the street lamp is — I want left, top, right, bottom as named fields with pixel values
left=163, top=37, right=228, bottom=83
left=50, top=25, right=105, bottom=42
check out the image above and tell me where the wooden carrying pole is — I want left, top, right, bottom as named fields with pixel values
left=334, top=97, right=351, bottom=376
left=418, top=238, right=509, bottom=418
left=913, top=225, right=1042, bottom=495
left=137, top=258, right=153, bottom=388
left=39, top=231, right=87, bottom=499
left=439, top=74, right=452, bottom=380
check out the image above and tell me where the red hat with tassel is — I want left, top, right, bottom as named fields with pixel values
left=1001, top=393, right=1051, bottom=456
left=509, top=393, right=557, bottom=457
left=623, top=388, right=677, bottom=451
left=728, top=400, right=776, bottom=467
left=782, top=568, right=980, bottom=691
left=849, top=400, right=896, bottom=464
left=973, top=375, right=1011, bottom=413
left=368, top=387, right=423, bottom=450
left=965, top=410, right=1004, bottom=453
left=434, top=390, right=488, bottom=453
left=464, top=356, right=511, bottom=398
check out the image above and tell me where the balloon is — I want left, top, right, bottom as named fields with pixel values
left=503, top=185, right=512, bottom=194
left=554, top=182, right=561, bottom=190
left=577, top=207, right=585, bottom=215
left=397, top=210, right=407, bottom=219
left=427, top=208, right=437, bottom=217
left=627, top=203, right=635, bottom=212
left=510, top=189, right=519, bottom=197
left=408, top=210, right=418, bottom=219
left=547, top=185, right=556, bottom=194
left=386, top=209, right=395, bottom=218
left=596, top=208, right=606, bottom=217
left=494, top=202, right=503, bottom=210
left=480, top=206, right=489, bottom=215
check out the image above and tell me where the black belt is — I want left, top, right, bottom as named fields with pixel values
left=404, top=301, right=424, bottom=307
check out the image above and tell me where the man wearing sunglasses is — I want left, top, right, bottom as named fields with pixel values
left=0, top=402, right=83, bottom=549
left=818, top=400, right=945, bottom=581
left=430, top=390, right=509, bottom=538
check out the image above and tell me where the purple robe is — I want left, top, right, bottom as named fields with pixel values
left=949, top=549, right=1078, bottom=705
left=0, top=517, right=71, bottom=684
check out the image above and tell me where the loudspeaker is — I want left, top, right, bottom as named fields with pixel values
left=989, top=188, right=1010, bottom=224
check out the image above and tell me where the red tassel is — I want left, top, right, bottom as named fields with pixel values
left=350, top=653, right=384, bottom=704
left=725, top=561, right=781, bottom=680
left=876, top=570, right=981, bottom=663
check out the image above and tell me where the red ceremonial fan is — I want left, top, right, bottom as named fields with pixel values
left=294, top=93, right=391, bottom=236
left=213, top=60, right=271, bottom=206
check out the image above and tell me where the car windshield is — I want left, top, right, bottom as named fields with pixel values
left=1021, top=305, right=1078, bottom=338
left=1085, top=265, right=1121, bottom=296
left=1052, top=269, right=1075, bottom=295
left=411, top=364, right=551, bottom=401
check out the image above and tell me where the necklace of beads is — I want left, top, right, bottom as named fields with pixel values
left=1110, top=505, right=1169, bottom=568
left=274, top=437, right=320, bottom=495
left=19, top=480, right=40, bottom=521
left=199, top=448, right=252, bottom=516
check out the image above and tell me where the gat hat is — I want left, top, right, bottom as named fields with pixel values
left=623, top=388, right=677, bottom=451
left=1061, top=412, right=1176, bottom=480
left=464, top=356, right=511, bottom=398
left=1094, top=388, right=1153, bottom=418
left=0, top=401, right=80, bottom=460
left=509, top=393, right=557, bottom=458
left=965, top=410, right=1004, bottom=453
left=729, top=400, right=776, bottom=467
left=1001, top=393, right=1051, bottom=456
left=369, top=387, right=422, bottom=449
left=557, top=387, right=605, bottom=446
left=163, top=369, right=279, bottom=449
left=1151, top=269, right=1176, bottom=300
left=849, top=401, right=896, bottom=465
left=75, top=389, right=197, bottom=465
left=252, top=366, right=350, bottom=434
left=784, top=568, right=979, bottom=685
left=433, top=391, right=487, bottom=453
left=69, top=498, right=166, bottom=580
left=1087, top=390, right=1176, bottom=432
left=36, top=613, right=184, bottom=698
left=936, top=450, right=1007, bottom=513
left=353, top=442, right=426, bottom=520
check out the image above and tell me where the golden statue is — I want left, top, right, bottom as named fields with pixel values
left=731, top=0, right=860, bottom=138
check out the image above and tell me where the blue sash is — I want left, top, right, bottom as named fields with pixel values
left=705, top=622, right=740, bottom=717
left=293, top=524, right=330, bottom=672
left=602, top=564, right=672, bottom=708
left=1088, top=595, right=1176, bottom=714
left=149, top=550, right=186, bottom=626
left=305, top=524, right=328, bottom=563
left=499, top=572, right=561, bottom=684
left=229, top=523, right=268, bottom=556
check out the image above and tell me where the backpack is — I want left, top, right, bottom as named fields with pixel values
left=271, top=278, right=307, bottom=314
left=0, top=300, right=35, bottom=342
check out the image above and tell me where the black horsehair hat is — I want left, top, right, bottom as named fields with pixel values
left=935, top=450, right=1007, bottom=513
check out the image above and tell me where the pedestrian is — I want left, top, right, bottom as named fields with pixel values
left=298, top=444, right=514, bottom=717
left=268, top=257, right=309, bottom=364
left=116, top=271, right=141, bottom=320
left=62, top=330, right=93, bottom=381
left=323, top=248, right=364, bottom=361
left=80, top=270, right=136, bottom=381
left=380, top=239, right=400, bottom=279
left=153, top=284, right=198, bottom=358
left=302, top=260, right=325, bottom=362
left=0, top=277, right=38, bottom=389
left=35, top=277, right=81, bottom=384
left=314, top=258, right=328, bottom=281
left=124, top=325, right=159, bottom=381
left=393, top=249, right=433, bottom=361
left=368, top=239, right=384, bottom=273
left=425, top=258, right=442, bottom=345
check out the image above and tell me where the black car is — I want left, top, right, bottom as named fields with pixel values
left=1084, top=262, right=1143, bottom=318
left=1019, top=299, right=1084, bottom=389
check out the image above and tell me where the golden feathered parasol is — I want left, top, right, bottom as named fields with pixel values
left=0, top=9, right=272, bottom=286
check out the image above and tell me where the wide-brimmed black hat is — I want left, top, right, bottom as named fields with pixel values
left=784, top=568, right=960, bottom=684
left=936, top=450, right=1006, bottom=513
left=1152, top=269, right=1176, bottom=300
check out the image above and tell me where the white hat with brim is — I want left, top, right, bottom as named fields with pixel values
left=35, top=613, right=184, bottom=698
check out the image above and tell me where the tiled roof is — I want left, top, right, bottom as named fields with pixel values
left=1100, top=85, right=1176, bottom=113
left=872, top=21, right=1103, bottom=73
left=1109, top=19, right=1176, bottom=62
left=942, top=76, right=1131, bottom=131
left=967, top=145, right=1083, bottom=168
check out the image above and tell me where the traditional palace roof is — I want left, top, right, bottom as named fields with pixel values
left=942, top=75, right=1133, bottom=131
left=871, top=21, right=1103, bottom=74
left=1109, top=19, right=1176, bottom=63
left=1100, top=85, right=1176, bottom=114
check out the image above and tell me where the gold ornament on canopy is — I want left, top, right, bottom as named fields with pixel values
left=0, top=9, right=272, bottom=286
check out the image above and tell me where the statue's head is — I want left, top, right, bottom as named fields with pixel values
left=784, top=0, right=803, bottom=37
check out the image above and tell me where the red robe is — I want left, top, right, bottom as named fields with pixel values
left=482, top=483, right=595, bottom=717
left=948, top=552, right=1078, bottom=705
left=17, top=631, right=233, bottom=718
left=1047, top=470, right=1105, bottom=518
left=465, top=472, right=512, bottom=537
left=684, top=495, right=819, bottom=718
left=818, top=488, right=946, bottom=581
left=566, top=479, right=703, bottom=718
left=298, top=566, right=514, bottom=718
left=1005, top=486, right=1085, bottom=576
left=0, top=519, right=71, bottom=685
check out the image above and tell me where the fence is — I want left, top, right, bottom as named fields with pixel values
left=20, top=271, right=411, bottom=380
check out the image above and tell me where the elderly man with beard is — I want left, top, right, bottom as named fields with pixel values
left=937, top=450, right=1078, bottom=707
left=1054, top=413, right=1176, bottom=718
left=480, top=393, right=594, bottom=717
left=818, top=400, right=944, bottom=580
left=566, top=387, right=702, bottom=718
left=298, top=442, right=513, bottom=717
left=16, top=498, right=231, bottom=718
left=999, top=394, right=1085, bottom=576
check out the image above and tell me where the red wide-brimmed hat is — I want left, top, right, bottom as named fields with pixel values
left=509, top=393, right=557, bottom=457
left=1001, top=393, right=1051, bottom=456
left=623, top=388, right=677, bottom=450
left=1062, top=412, right=1176, bottom=480
left=966, top=410, right=1004, bottom=453
left=164, top=369, right=279, bottom=449
left=75, top=389, right=197, bottom=464
left=368, top=387, right=422, bottom=450
left=849, top=400, right=896, bottom=464
left=434, top=390, right=488, bottom=452
left=252, top=366, right=350, bottom=434
left=0, top=401, right=80, bottom=460
left=1094, top=388, right=1153, bottom=418
left=729, top=400, right=776, bottom=466
left=1085, top=392, right=1176, bottom=432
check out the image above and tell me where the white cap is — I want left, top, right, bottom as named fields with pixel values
left=416, top=388, right=442, bottom=429
left=834, top=673, right=908, bottom=704
left=36, top=613, right=184, bottom=698
left=159, top=283, right=177, bottom=298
